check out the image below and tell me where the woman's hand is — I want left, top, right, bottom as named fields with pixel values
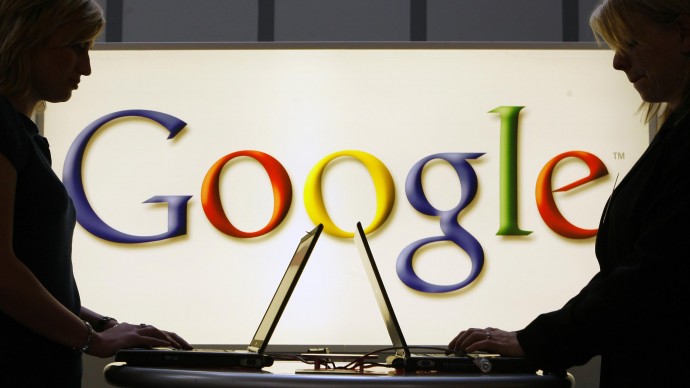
left=86, top=322, right=192, bottom=358
left=448, top=327, right=526, bottom=357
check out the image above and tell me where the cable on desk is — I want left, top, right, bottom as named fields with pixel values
left=268, top=345, right=465, bottom=372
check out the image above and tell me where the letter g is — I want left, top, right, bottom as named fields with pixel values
left=397, top=152, right=485, bottom=293
left=62, top=110, right=192, bottom=243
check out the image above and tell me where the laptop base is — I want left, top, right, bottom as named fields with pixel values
left=115, top=348, right=274, bottom=369
left=387, top=354, right=540, bottom=374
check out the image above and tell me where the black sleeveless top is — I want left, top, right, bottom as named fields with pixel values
left=0, top=96, right=82, bottom=387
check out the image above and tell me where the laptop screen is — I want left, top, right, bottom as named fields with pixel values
left=248, top=224, right=323, bottom=352
left=354, top=222, right=410, bottom=358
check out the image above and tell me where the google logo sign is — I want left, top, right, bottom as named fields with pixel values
left=63, top=106, right=609, bottom=293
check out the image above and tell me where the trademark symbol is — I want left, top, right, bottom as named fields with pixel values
left=613, top=152, right=625, bottom=160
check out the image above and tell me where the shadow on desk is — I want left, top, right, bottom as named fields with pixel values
left=87, top=347, right=600, bottom=387
left=103, top=361, right=575, bottom=388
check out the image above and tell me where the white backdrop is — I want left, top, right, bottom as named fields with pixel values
left=43, top=47, right=648, bottom=346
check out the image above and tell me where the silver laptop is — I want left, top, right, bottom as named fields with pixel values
left=115, top=224, right=323, bottom=369
left=354, top=222, right=540, bottom=374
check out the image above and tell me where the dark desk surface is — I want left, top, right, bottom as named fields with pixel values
left=104, top=361, right=575, bottom=388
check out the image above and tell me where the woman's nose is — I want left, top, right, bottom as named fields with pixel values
left=77, top=51, right=92, bottom=76
left=612, top=50, right=628, bottom=71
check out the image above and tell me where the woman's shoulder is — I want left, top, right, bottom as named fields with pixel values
left=657, top=111, right=690, bottom=151
left=0, top=95, right=29, bottom=169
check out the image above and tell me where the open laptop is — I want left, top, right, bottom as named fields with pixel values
left=354, top=222, right=540, bottom=374
left=115, top=223, right=323, bottom=369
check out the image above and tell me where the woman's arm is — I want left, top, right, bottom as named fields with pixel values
left=0, top=154, right=189, bottom=357
left=0, top=154, right=91, bottom=350
left=80, top=307, right=118, bottom=332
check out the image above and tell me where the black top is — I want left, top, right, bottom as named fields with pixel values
left=0, top=96, right=82, bottom=386
left=517, top=111, right=690, bottom=387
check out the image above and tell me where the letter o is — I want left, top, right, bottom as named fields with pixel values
left=201, top=150, right=292, bottom=238
left=304, top=150, right=395, bottom=237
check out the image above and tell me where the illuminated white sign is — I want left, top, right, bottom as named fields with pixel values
left=44, top=47, right=647, bottom=345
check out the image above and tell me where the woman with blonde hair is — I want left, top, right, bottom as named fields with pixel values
left=449, top=1, right=690, bottom=386
left=0, top=1, right=191, bottom=386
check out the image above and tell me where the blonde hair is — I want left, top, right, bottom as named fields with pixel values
left=0, top=0, right=105, bottom=99
left=590, top=0, right=690, bottom=124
